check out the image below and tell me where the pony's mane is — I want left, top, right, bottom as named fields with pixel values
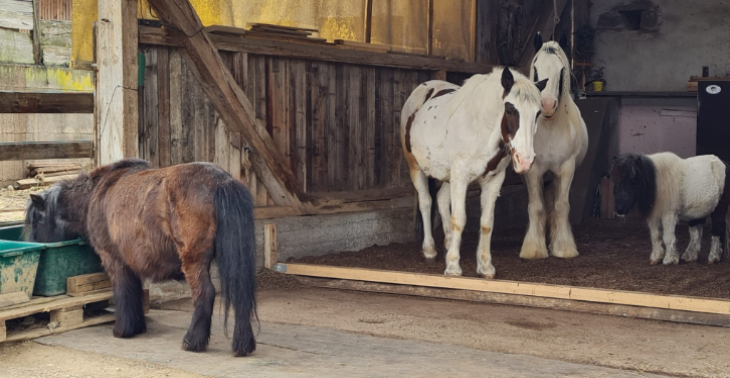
left=612, top=153, right=657, bottom=218
left=447, top=67, right=539, bottom=116
left=531, top=40, right=571, bottom=100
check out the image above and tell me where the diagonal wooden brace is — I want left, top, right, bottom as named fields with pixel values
left=146, top=0, right=314, bottom=211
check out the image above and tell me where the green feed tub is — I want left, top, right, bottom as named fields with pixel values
left=0, top=226, right=103, bottom=296
left=0, top=241, right=43, bottom=299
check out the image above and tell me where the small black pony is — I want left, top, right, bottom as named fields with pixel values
left=25, top=158, right=257, bottom=356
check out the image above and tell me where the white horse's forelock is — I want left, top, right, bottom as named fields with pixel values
left=531, top=41, right=570, bottom=100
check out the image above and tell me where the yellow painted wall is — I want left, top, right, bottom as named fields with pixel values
left=71, top=0, right=473, bottom=68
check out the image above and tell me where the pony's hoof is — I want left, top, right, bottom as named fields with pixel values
left=182, top=338, right=208, bottom=353
left=520, top=250, right=549, bottom=260
left=113, top=323, right=146, bottom=339
left=480, top=273, right=495, bottom=279
left=681, top=253, right=698, bottom=263
left=424, top=256, right=437, bottom=264
left=649, top=259, right=660, bottom=265
left=444, top=269, right=462, bottom=277
left=550, top=248, right=579, bottom=259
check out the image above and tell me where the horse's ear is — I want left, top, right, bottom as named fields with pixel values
left=533, top=32, right=543, bottom=52
left=501, top=67, right=514, bottom=93
left=559, top=33, right=568, bottom=50
left=535, top=78, right=549, bottom=92
left=30, top=194, right=45, bottom=210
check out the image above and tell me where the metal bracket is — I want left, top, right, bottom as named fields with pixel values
left=272, top=263, right=287, bottom=273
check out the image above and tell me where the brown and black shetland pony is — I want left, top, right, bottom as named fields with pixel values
left=24, top=158, right=257, bottom=357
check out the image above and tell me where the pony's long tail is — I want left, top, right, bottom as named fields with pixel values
left=214, top=178, right=257, bottom=357
left=415, top=177, right=439, bottom=241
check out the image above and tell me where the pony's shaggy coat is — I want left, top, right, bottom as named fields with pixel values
left=612, top=152, right=730, bottom=265
left=24, top=159, right=257, bottom=356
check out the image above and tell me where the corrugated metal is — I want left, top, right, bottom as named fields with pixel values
left=39, top=0, right=73, bottom=21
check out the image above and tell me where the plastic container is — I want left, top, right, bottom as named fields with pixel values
left=0, top=226, right=103, bottom=296
left=0, top=240, right=43, bottom=299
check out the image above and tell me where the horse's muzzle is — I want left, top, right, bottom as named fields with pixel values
left=513, top=152, right=535, bottom=174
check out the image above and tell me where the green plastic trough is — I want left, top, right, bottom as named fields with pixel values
left=0, top=240, right=42, bottom=299
left=0, top=225, right=103, bottom=297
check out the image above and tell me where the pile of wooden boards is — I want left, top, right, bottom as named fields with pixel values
left=205, top=23, right=327, bottom=44
left=16, top=162, right=86, bottom=189
left=0, top=272, right=150, bottom=343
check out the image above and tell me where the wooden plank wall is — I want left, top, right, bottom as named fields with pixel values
left=138, top=45, right=434, bottom=206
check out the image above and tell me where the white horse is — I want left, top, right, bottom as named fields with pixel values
left=612, top=152, right=730, bottom=265
left=401, top=67, right=547, bottom=278
left=520, top=32, right=589, bottom=260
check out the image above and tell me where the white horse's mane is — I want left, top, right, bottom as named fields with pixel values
left=446, top=67, right=540, bottom=117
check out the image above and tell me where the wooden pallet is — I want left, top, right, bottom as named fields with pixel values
left=0, top=289, right=149, bottom=343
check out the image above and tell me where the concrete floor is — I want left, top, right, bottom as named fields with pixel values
left=6, top=287, right=730, bottom=377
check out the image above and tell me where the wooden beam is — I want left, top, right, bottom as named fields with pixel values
left=96, top=0, right=139, bottom=165
left=364, top=0, right=373, bottom=43
left=264, top=223, right=277, bottom=269
left=0, top=92, right=94, bottom=113
left=145, top=0, right=312, bottom=211
left=31, top=0, right=41, bottom=65
left=275, top=263, right=730, bottom=315
left=518, top=0, right=570, bottom=71
left=0, top=141, right=93, bottom=161
left=299, top=277, right=730, bottom=328
left=138, top=26, right=493, bottom=74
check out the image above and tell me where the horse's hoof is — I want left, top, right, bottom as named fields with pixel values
left=444, top=269, right=462, bottom=277
left=182, top=338, right=208, bottom=353
left=424, top=256, right=437, bottom=264
left=649, top=259, right=660, bottom=265
left=480, top=273, right=495, bottom=279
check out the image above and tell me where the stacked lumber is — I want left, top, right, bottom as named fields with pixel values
left=67, top=273, right=111, bottom=297
left=16, top=162, right=86, bottom=189
left=246, top=23, right=325, bottom=42
left=205, top=23, right=327, bottom=44
left=687, top=76, right=730, bottom=92
left=17, top=174, right=77, bottom=189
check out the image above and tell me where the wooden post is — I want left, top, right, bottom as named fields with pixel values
left=364, top=0, right=373, bottom=43
left=32, top=0, right=41, bottom=65
left=96, top=0, right=139, bottom=165
left=432, top=70, right=447, bottom=81
left=264, top=223, right=278, bottom=269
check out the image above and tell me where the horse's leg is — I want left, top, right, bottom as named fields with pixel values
left=520, top=166, right=549, bottom=259
left=444, top=177, right=469, bottom=276
left=180, top=245, right=216, bottom=352
left=682, top=219, right=704, bottom=262
left=708, top=187, right=729, bottom=264
left=661, top=214, right=680, bottom=265
left=105, top=256, right=146, bottom=338
left=549, top=159, right=579, bottom=259
left=476, top=171, right=506, bottom=278
left=648, top=217, right=665, bottom=264
left=411, top=169, right=437, bottom=261
left=436, top=183, right=452, bottom=251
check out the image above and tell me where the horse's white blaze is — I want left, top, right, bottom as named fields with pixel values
left=521, top=39, right=589, bottom=260
left=402, top=67, right=542, bottom=278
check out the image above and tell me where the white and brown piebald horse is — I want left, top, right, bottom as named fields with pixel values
left=612, top=152, right=730, bottom=265
left=401, top=67, right=547, bottom=278
left=520, top=32, right=589, bottom=260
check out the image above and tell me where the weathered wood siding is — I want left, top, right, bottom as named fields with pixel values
left=138, top=45, right=438, bottom=205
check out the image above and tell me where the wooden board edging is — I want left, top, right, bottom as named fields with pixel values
left=0, top=140, right=94, bottom=161
left=298, top=277, right=730, bottom=328
left=0, top=92, right=94, bottom=114
left=275, top=263, right=730, bottom=315
left=138, top=26, right=492, bottom=75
